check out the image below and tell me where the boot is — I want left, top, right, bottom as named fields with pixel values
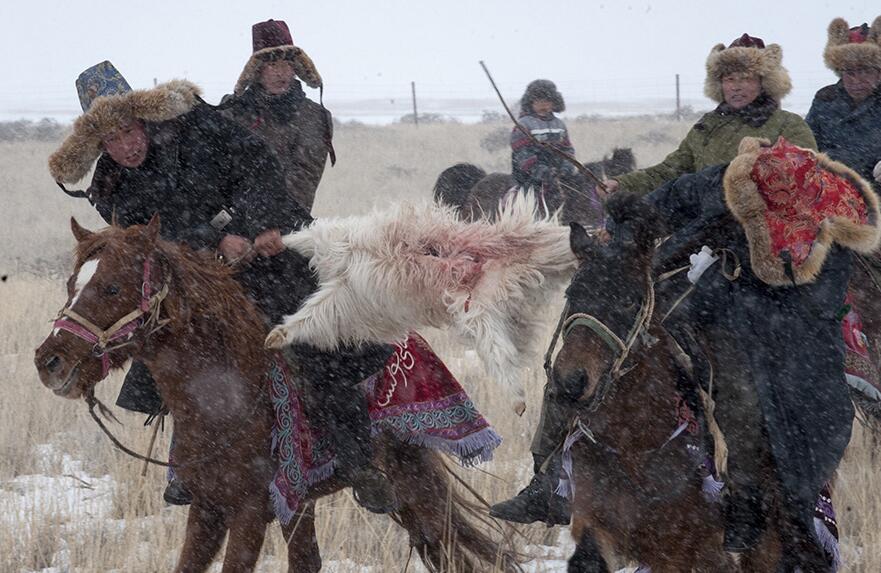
left=163, top=478, right=193, bottom=506
left=348, top=464, right=400, bottom=514
left=116, top=361, right=164, bottom=415
left=489, top=471, right=571, bottom=526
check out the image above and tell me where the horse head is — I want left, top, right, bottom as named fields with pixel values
left=34, top=215, right=166, bottom=399
left=553, top=192, right=663, bottom=405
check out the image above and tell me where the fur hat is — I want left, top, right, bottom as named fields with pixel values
left=519, top=80, right=565, bottom=115
left=234, top=19, right=322, bottom=95
left=704, top=34, right=792, bottom=103
left=49, top=63, right=201, bottom=184
left=824, top=16, right=881, bottom=74
left=723, top=136, right=880, bottom=286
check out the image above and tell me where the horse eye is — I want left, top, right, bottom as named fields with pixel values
left=105, top=285, right=121, bottom=296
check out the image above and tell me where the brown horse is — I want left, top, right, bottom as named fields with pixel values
left=432, top=149, right=636, bottom=227
left=557, top=196, right=782, bottom=572
left=34, top=216, right=515, bottom=573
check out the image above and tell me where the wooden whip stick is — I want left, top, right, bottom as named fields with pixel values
left=478, top=61, right=608, bottom=192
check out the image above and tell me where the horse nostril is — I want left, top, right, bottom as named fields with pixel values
left=44, top=355, right=62, bottom=374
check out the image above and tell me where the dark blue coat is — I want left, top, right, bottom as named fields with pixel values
left=648, top=166, right=853, bottom=559
left=806, top=82, right=881, bottom=190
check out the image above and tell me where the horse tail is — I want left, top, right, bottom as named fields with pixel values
left=433, top=163, right=487, bottom=211
left=381, top=438, right=521, bottom=572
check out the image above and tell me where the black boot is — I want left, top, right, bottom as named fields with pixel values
left=163, top=478, right=193, bottom=506
left=489, top=471, right=571, bottom=526
left=116, top=361, right=164, bottom=415
left=347, top=464, right=400, bottom=514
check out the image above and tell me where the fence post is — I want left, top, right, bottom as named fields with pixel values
left=675, top=74, right=681, bottom=120
left=411, top=81, right=418, bottom=126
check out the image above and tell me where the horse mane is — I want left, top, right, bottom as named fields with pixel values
left=75, top=226, right=270, bottom=372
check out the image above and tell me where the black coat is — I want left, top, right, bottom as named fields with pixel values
left=806, top=82, right=881, bottom=191
left=648, top=166, right=854, bottom=544
left=87, top=100, right=315, bottom=324
left=91, top=101, right=393, bottom=448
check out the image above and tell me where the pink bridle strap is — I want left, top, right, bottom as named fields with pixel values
left=52, top=258, right=170, bottom=380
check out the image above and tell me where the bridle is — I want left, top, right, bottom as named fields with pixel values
left=544, top=266, right=656, bottom=416
left=52, top=257, right=171, bottom=380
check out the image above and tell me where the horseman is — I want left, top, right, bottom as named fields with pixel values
left=511, top=80, right=579, bottom=190
left=807, top=15, right=881, bottom=425
left=220, top=19, right=334, bottom=213
left=647, top=137, right=879, bottom=567
left=48, top=61, right=398, bottom=513
left=490, top=32, right=814, bottom=528
left=807, top=16, right=881, bottom=191
left=606, top=34, right=816, bottom=195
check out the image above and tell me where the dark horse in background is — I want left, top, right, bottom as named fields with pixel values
left=556, top=195, right=784, bottom=572
left=34, top=217, right=517, bottom=573
left=433, top=148, right=636, bottom=227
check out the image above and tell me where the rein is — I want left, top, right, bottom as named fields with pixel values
left=85, top=390, right=173, bottom=467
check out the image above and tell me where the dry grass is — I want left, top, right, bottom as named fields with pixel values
left=1, top=118, right=879, bottom=571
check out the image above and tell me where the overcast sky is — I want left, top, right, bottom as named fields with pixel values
left=1, top=0, right=877, bottom=119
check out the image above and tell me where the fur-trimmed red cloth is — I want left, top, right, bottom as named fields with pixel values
left=723, top=136, right=881, bottom=285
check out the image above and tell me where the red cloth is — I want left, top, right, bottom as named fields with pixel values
left=367, top=334, right=500, bottom=463
left=750, top=137, right=869, bottom=266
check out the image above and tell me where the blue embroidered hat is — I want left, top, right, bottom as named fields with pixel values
left=75, top=61, right=132, bottom=112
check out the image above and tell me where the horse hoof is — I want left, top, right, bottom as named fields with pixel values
left=265, top=328, right=289, bottom=349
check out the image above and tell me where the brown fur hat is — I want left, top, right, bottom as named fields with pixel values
left=519, top=80, right=565, bottom=115
left=723, top=136, right=881, bottom=286
left=704, top=35, right=792, bottom=103
left=48, top=80, right=202, bottom=184
left=824, top=16, right=881, bottom=74
left=234, top=20, right=322, bottom=95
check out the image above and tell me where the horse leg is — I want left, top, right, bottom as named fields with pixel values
left=219, top=504, right=270, bottom=573
left=173, top=503, right=227, bottom=573
left=381, top=440, right=516, bottom=572
left=280, top=501, right=322, bottom=573
left=567, top=529, right=609, bottom=573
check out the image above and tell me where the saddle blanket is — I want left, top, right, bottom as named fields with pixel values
left=268, top=333, right=501, bottom=524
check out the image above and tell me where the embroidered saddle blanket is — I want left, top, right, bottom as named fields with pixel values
left=268, top=333, right=501, bottom=523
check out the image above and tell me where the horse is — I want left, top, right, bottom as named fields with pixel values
left=34, top=216, right=517, bottom=573
left=555, top=194, right=782, bottom=572
left=433, top=148, right=636, bottom=227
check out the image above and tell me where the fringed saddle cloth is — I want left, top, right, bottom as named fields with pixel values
left=268, top=333, right=500, bottom=524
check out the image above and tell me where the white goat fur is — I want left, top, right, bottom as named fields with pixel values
left=268, top=192, right=578, bottom=399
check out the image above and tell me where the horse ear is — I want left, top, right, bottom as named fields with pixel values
left=143, top=213, right=161, bottom=244
left=70, top=217, right=93, bottom=242
left=569, top=222, right=596, bottom=260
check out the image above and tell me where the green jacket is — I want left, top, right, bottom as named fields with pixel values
left=616, top=107, right=817, bottom=195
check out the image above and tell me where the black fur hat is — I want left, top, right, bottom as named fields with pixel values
left=520, top=79, right=565, bottom=115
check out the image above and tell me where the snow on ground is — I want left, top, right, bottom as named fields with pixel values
left=4, top=444, right=636, bottom=572
left=0, top=444, right=116, bottom=528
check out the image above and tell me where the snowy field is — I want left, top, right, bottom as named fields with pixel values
left=2, top=119, right=881, bottom=571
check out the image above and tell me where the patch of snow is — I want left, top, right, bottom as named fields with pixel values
left=1, top=443, right=115, bottom=530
